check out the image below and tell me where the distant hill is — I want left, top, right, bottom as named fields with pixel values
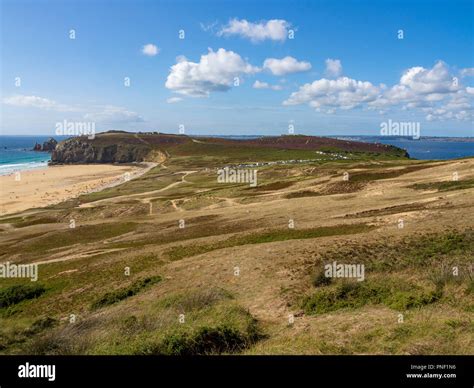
left=50, top=131, right=409, bottom=164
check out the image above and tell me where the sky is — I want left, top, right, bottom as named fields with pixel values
left=1, top=0, right=473, bottom=137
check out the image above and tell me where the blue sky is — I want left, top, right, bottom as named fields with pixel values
left=1, top=0, right=473, bottom=136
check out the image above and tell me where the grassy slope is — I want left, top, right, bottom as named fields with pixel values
left=0, top=138, right=472, bottom=355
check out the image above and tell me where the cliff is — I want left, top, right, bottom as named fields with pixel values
left=33, top=137, right=58, bottom=152
left=50, top=131, right=409, bottom=164
left=50, top=136, right=152, bottom=164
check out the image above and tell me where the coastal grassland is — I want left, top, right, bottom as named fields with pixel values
left=164, top=223, right=375, bottom=261
left=0, top=222, right=138, bottom=259
left=34, top=157, right=433, bottom=217
left=9, top=287, right=264, bottom=355
left=0, top=154, right=472, bottom=355
left=76, top=165, right=182, bottom=203
left=249, top=228, right=473, bottom=355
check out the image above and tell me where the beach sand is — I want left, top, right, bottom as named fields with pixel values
left=0, top=163, right=153, bottom=215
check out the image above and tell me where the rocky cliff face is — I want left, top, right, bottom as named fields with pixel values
left=42, top=138, right=58, bottom=151
left=50, top=131, right=410, bottom=164
left=33, top=138, right=57, bottom=152
left=50, top=137, right=152, bottom=164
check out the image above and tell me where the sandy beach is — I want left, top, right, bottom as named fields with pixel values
left=0, top=163, right=153, bottom=215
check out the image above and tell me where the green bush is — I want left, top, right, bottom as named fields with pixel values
left=24, top=317, right=58, bottom=335
left=0, top=284, right=46, bottom=308
left=302, top=279, right=442, bottom=314
left=160, top=324, right=258, bottom=355
left=91, top=276, right=161, bottom=310
left=311, top=268, right=332, bottom=287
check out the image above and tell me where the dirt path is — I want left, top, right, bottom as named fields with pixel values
left=79, top=170, right=198, bottom=208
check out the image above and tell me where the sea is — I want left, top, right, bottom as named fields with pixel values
left=0, top=136, right=68, bottom=176
left=0, top=135, right=473, bottom=176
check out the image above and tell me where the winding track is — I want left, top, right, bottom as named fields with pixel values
left=78, top=170, right=198, bottom=208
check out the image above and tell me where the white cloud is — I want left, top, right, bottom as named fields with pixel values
left=397, top=61, right=459, bottom=95
left=460, top=67, right=474, bottom=77
left=325, top=58, right=343, bottom=78
left=253, top=80, right=283, bottom=90
left=142, top=44, right=159, bottom=56
left=380, top=61, right=472, bottom=121
left=284, top=60, right=473, bottom=122
left=263, top=56, right=311, bottom=76
left=166, top=97, right=183, bottom=103
left=421, top=90, right=473, bottom=121
left=2, top=95, right=76, bottom=111
left=84, top=105, right=144, bottom=124
left=218, top=18, right=290, bottom=43
left=165, top=48, right=260, bottom=97
left=284, top=77, right=382, bottom=112
left=3, top=95, right=146, bottom=124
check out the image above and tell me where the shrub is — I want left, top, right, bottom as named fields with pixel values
left=0, top=284, right=46, bottom=308
left=91, top=276, right=161, bottom=310
left=311, top=268, right=332, bottom=287
left=160, top=324, right=256, bottom=355
left=26, top=317, right=58, bottom=335
left=302, top=279, right=442, bottom=314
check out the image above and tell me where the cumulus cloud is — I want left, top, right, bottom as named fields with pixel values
left=166, top=97, right=183, bottom=103
left=285, top=60, right=473, bottom=121
left=2, top=95, right=77, bottom=111
left=422, top=90, right=473, bottom=121
left=165, top=48, right=259, bottom=97
left=396, top=61, right=459, bottom=95
left=325, top=59, right=343, bottom=78
left=284, top=77, right=382, bottom=112
left=379, top=61, right=472, bottom=120
left=218, top=18, right=290, bottom=43
left=253, top=80, right=283, bottom=91
left=142, top=44, right=159, bottom=56
left=84, top=105, right=144, bottom=124
left=263, top=56, right=311, bottom=76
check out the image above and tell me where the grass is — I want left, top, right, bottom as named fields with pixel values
left=343, top=202, right=427, bottom=218
left=0, top=148, right=471, bottom=355
left=15, top=222, right=138, bottom=255
left=131, top=303, right=265, bottom=356
left=285, top=190, right=322, bottom=199
left=409, top=178, right=474, bottom=192
left=90, top=276, right=162, bottom=310
left=0, top=284, right=46, bottom=309
left=157, top=323, right=261, bottom=355
left=246, top=181, right=295, bottom=192
left=313, top=229, right=473, bottom=273
left=14, top=217, right=58, bottom=228
left=302, top=279, right=443, bottom=314
left=347, top=165, right=434, bottom=182
left=25, top=295, right=264, bottom=355
left=310, top=268, right=332, bottom=287
left=78, top=167, right=179, bottom=203
left=165, top=223, right=376, bottom=261
left=158, top=287, right=233, bottom=312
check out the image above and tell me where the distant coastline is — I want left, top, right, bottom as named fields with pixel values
left=1, top=134, right=473, bottom=176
